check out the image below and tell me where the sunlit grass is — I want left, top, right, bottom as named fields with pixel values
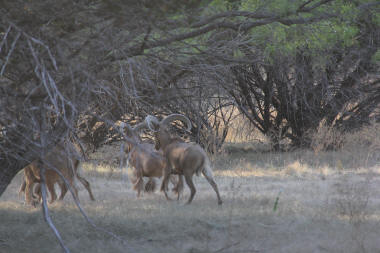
left=2, top=138, right=380, bottom=252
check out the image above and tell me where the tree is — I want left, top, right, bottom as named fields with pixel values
left=3, top=0, right=373, bottom=251
left=1, top=0, right=354, bottom=195
left=218, top=0, right=380, bottom=149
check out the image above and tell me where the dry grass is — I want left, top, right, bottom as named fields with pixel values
left=2, top=125, right=380, bottom=253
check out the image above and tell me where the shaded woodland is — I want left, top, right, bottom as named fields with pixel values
left=0, top=0, right=379, bottom=210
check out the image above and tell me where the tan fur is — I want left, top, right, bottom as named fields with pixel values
left=122, top=123, right=184, bottom=199
left=146, top=114, right=222, bottom=205
left=18, top=173, right=66, bottom=203
left=21, top=142, right=95, bottom=206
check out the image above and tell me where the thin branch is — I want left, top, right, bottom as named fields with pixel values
left=119, top=142, right=129, bottom=182
left=0, top=25, right=12, bottom=54
left=118, top=21, right=239, bottom=58
left=213, top=241, right=241, bottom=253
left=297, top=0, right=315, bottom=12
left=115, top=13, right=336, bottom=58
left=28, top=36, right=58, bottom=71
left=42, top=157, right=137, bottom=253
left=358, top=1, right=380, bottom=10
left=191, top=11, right=273, bottom=28
left=297, top=0, right=334, bottom=12
left=40, top=166, right=71, bottom=253
left=139, top=26, right=152, bottom=53
left=193, top=0, right=334, bottom=28
left=0, top=31, right=20, bottom=76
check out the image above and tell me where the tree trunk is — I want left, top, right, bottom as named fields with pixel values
left=0, top=157, right=27, bottom=196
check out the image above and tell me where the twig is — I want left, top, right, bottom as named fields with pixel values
left=40, top=165, right=71, bottom=253
left=0, top=25, right=12, bottom=54
left=42, top=156, right=137, bottom=253
left=213, top=241, right=240, bottom=253
left=0, top=31, right=20, bottom=76
left=0, top=238, right=9, bottom=247
left=29, top=36, right=58, bottom=70
left=119, top=141, right=130, bottom=182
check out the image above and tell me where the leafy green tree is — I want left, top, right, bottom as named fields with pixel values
left=217, top=0, right=380, bottom=149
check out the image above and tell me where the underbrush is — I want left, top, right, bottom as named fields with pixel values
left=1, top=124, right=380, bottom=252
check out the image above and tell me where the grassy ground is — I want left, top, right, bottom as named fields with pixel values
left=1, top=142, right=380, bottom=253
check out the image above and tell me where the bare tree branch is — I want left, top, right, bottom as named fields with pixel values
left=40, top=165, right=71, bottom=253
left=109, top=1, right=337, bottom=58
left=0, top=31, right=20, bottom=75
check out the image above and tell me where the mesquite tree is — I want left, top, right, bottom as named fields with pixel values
left=2, top=0, right=376, bottom=251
